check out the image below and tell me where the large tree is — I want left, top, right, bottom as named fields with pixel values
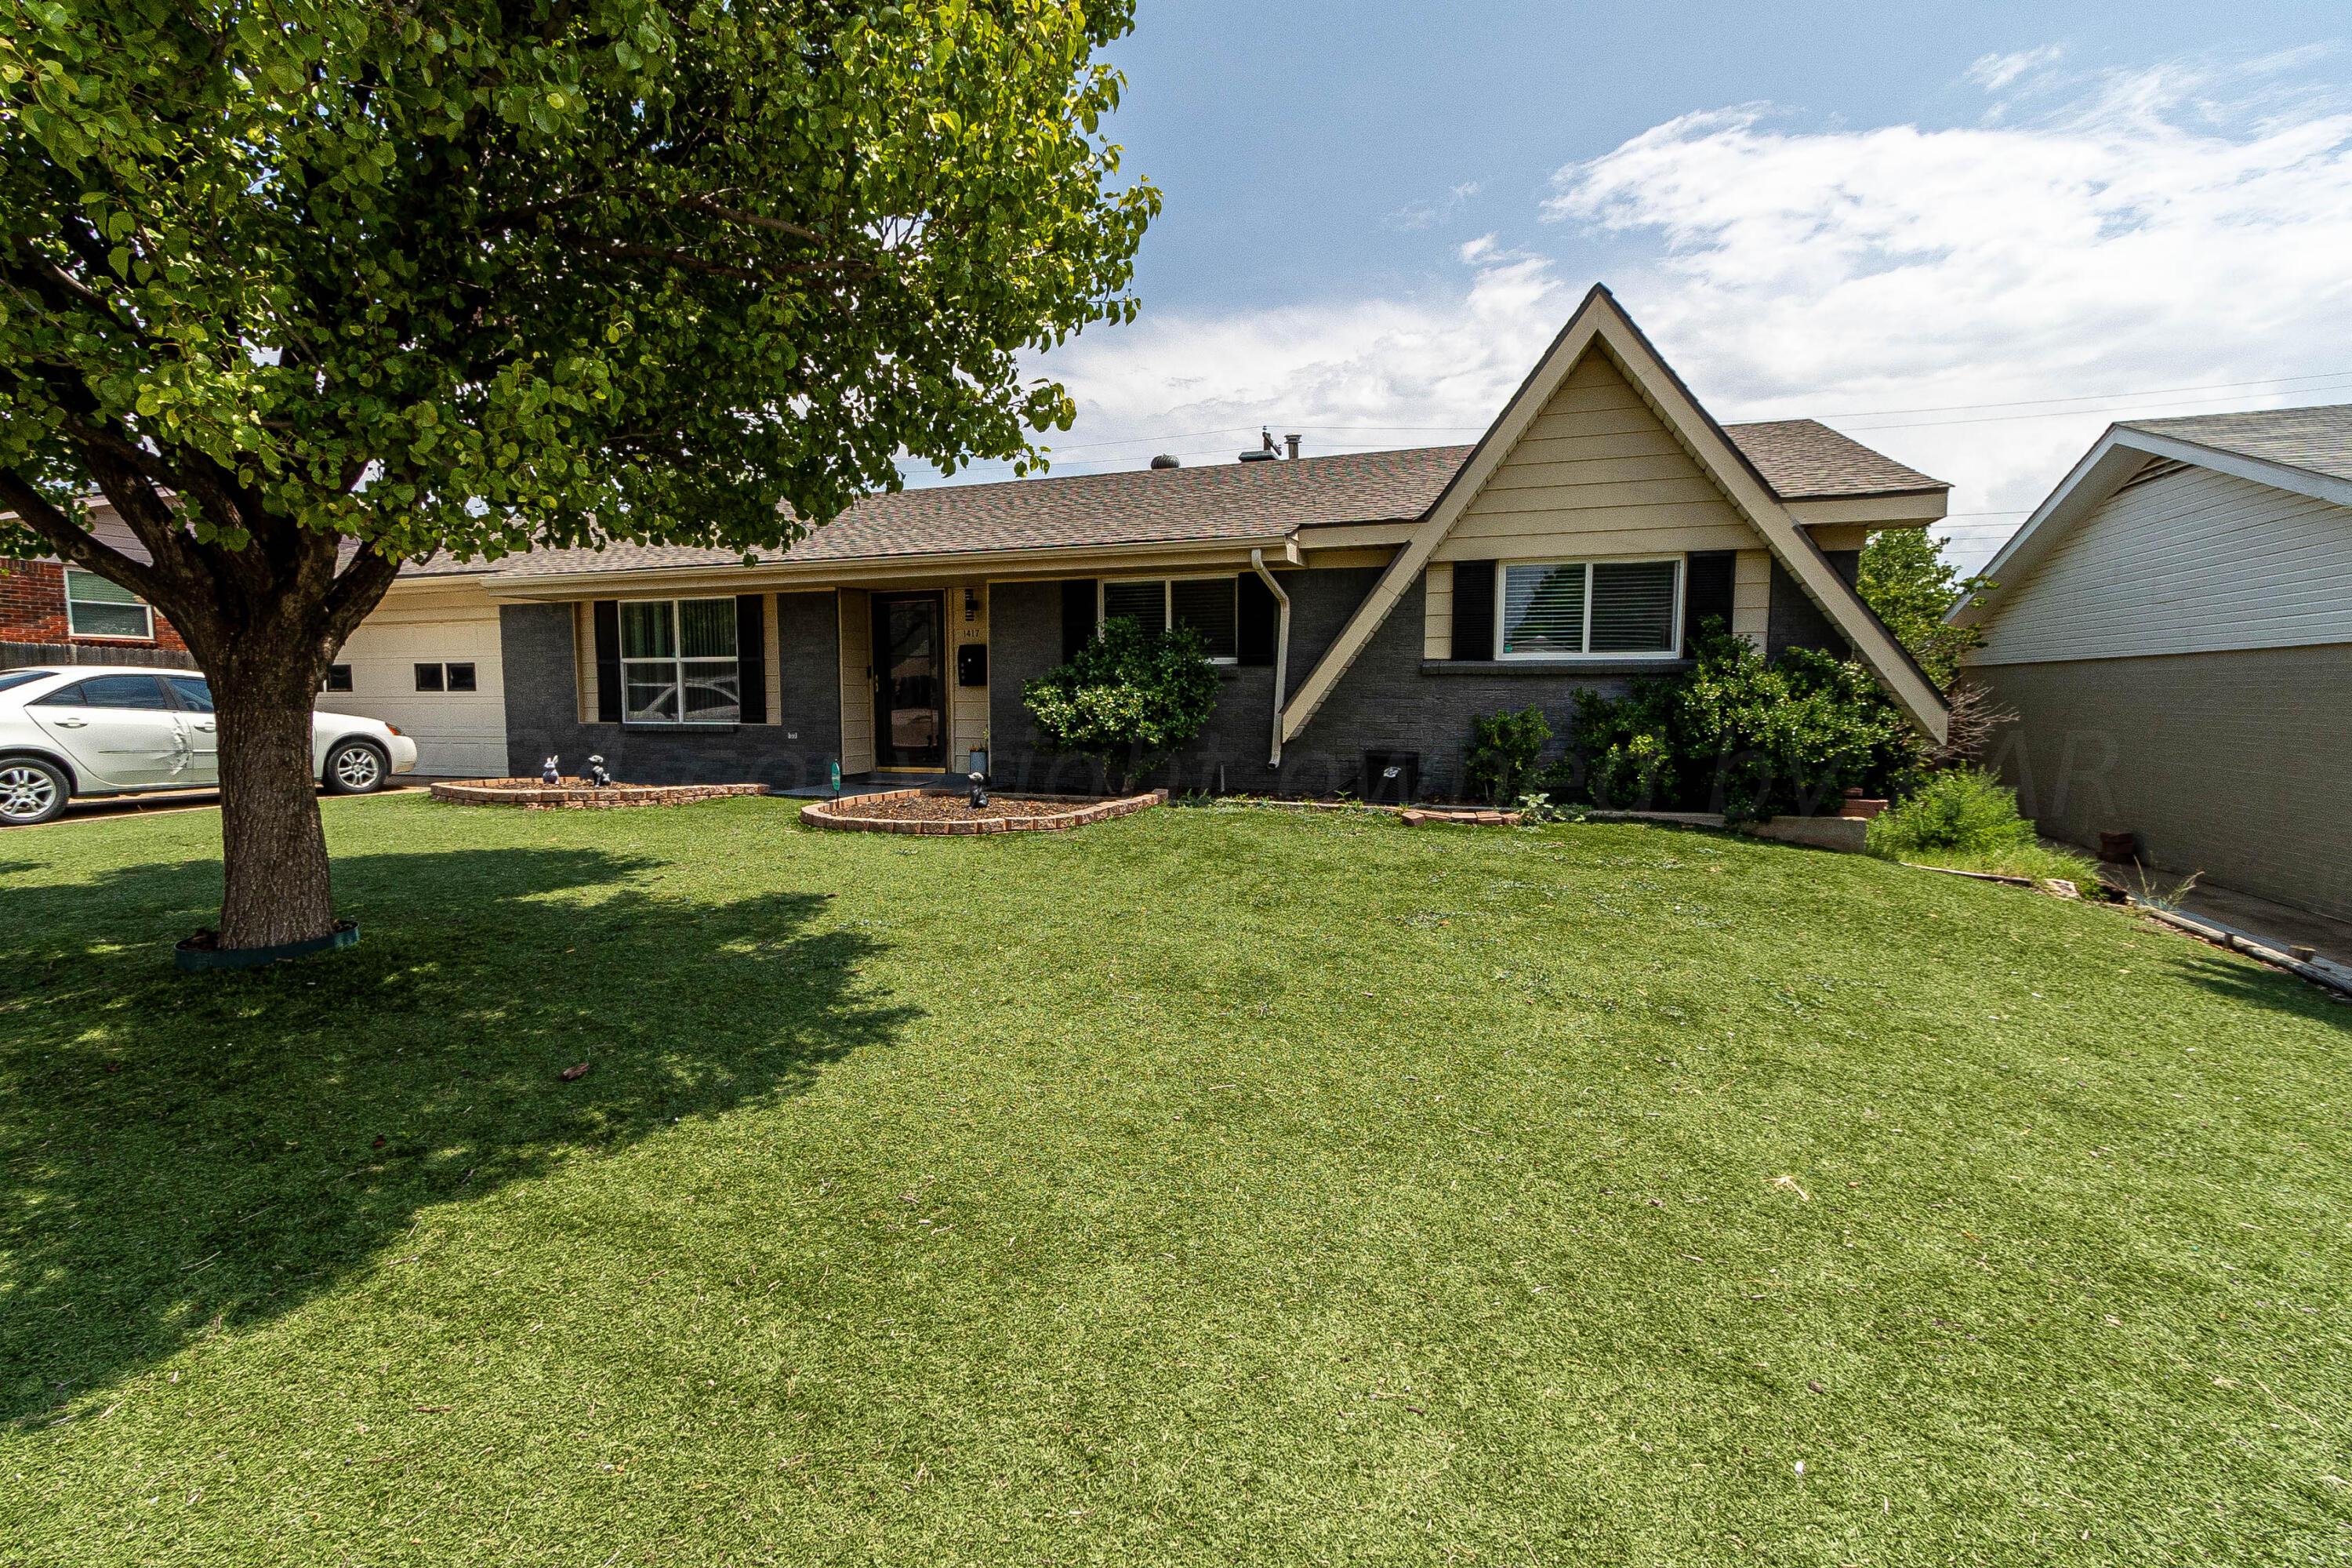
left=0, top=0, right=1154, bottom=948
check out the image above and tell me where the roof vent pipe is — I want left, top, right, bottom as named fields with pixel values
left=1285, top=434, right=1301, bottom=461
left=1149, top=454, right=1181, bottom=470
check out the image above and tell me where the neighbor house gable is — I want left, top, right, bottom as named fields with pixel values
left=1279, top=286, right=1951, bottom=742
left=1953, top=410, right=2352, bottom=637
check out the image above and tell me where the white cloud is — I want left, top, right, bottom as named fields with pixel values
left=1966, top=45, right=2065, bottom=93
left=1542, top=60, right=2352, bottom=564
left=956, top=58, right=2352, bottom=572
left=1388, top=180, right=1484, bottom=230
left=1005, top=240, right=1568, bottom=474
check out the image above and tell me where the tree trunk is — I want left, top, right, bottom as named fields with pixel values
left=212, top=652, right=338, bottom=949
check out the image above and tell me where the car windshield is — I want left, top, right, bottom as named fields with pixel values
left=0, top=670, right=55, bottom=694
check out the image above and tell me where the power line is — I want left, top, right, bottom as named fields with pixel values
left=1026, top=368, right=2352, bottom=458
left=1817, top=367, right=2352, bottom=420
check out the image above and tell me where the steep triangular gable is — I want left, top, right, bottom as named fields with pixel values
left=1280, top=285, right=1950, bottom=742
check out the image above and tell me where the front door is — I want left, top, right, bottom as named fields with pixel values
left=871, top=593, right=946, bottom=770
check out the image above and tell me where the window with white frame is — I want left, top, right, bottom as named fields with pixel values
left=64, top=569, right=154, bottom=640
left=1098, top=576, right=1238, bottom=662
left=619, top=598, right=739, bottom=723
left=1498, top=557, right=1681, bottom=659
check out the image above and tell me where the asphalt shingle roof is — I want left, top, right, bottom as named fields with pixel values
left=474, top=421, right=1942, bottom=579
left=2122, top=402, right=2352, bottom=487
left=1719, top=419, right=1945, bottom=499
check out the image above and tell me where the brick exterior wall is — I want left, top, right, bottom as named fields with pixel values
left=496, top=561, right=1867, bottom=804
left=0, top=558, right=192, bottom=665
left=499, top=595, right=844, bottom=789
left=985, top=567, right=1668, bottom=800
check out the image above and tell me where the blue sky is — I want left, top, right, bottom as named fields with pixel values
left=931, top=3, right=2352, bottom=570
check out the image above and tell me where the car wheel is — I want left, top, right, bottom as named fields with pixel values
left=0, top=757, right=70, bottom=826
left=325, top=740, right=388, bottom=795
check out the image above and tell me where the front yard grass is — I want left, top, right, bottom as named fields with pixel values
left=2, top=794, right=2347, bottom=1565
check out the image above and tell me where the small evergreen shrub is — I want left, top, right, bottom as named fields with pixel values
left=1464, top=706, right=1552, bottom=804
left=1547, top=624, right=1924, bottom=822
left=1865, top=768, right=2037, bottom=858
left=1022, top=617, right=1221, bottom=793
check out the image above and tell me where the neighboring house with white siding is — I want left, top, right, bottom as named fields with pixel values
left=1952, top=405, right=2352, bottom=920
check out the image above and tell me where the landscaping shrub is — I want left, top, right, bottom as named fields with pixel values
left=1864, top=768, right=2037, bottom=858
left=1464, top=706, right=1552, bottom=804
left=1022, top=617, right=1221, bottom=793
left=1545, top=623, right=1925, bottom=822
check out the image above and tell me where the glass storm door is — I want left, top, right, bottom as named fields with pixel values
left=873, top=593, right=945, bottom=769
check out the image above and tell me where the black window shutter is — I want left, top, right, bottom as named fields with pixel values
left=1236, top=572, right=1278, bottom=666
left=1681, top=551, right=1734, bottom=651
left=1060, top=579, right=1098, bottom=662
left=1449, top=560, right=1495, bottom=661
left=736, top=593, right=768, bottom=724
left=592, top=600, right=622, bottom=723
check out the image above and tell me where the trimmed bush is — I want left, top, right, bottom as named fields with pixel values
left=1548, top=624, right=1925, bottom=822
left=1865, top=768, right=2037, bottom=858
left=1022, top=616, right=1221, bottom=793
left=1464, top=706, right=1552, bottom=804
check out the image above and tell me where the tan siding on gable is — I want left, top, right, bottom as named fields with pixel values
left=1733, top=551, right=1771, bottom=649
left=1422, top=562, right=1454, bottom=657
left=1439, top=355, right=1758, bottom=564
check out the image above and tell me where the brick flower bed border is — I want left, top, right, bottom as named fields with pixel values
left=800, top=788, right=1167, bottom=836
left=430, top=779, right=770, bottom=810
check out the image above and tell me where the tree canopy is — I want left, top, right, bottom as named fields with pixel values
left=0, top=0, right=1157, bottom=949
left=1856, top=527, right=1989, bottom=689
left=0, top=0, right=1156, bottom=572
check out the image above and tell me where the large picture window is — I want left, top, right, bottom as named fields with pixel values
left=1498, top=558, right=1681, bottom=659
left=64, top=569, right=154, bottom=640
left=1098, top=576, right=1239, bottom=662
left=619, top=598, right=740, bottom=724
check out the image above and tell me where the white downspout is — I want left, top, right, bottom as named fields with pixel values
left=1250, top=548, right=1290, bottom=769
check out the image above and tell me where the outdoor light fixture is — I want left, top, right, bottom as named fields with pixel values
left=964, top=586, right=978, bottom=622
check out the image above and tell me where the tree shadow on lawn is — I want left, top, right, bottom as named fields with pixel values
left=2163, top=947, right=2352, bottom=1031
left=0, top=847, right=917, bottom=1424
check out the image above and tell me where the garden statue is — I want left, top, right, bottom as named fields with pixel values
left=586, top=755, right=612, bottom=789
left=968, top=770, right=989, bottom=809
left=541, top=756, right=561, bottom=785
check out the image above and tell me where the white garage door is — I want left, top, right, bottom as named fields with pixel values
left=326, top=578, right=507, bottom=779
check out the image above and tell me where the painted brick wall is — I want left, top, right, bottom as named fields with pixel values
left=499, top=596, right=844, bottom=789
left=0, top=558, right=191, bottom=654
left=987, top=566, right=1662, bottom=800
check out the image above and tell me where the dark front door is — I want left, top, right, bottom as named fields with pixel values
left=873, top=592, right=946, bottom=770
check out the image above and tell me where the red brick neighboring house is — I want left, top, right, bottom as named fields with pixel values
left=1, top=506, right=194, bottom=670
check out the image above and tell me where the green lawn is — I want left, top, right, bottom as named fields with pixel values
left=2, top=796, right=2347, bottom=1566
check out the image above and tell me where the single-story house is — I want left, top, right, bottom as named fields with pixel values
left=36, top=286, right=1953, bottom=795
left=1951, top=405, right=2352, bottom=920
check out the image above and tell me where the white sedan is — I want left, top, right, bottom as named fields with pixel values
left=0, top=664, right=416, bottom=826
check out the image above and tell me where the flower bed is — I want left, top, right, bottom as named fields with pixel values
left=430, top=779, right=769, bottom=809
left=800, top=788, right=1166, bottom=835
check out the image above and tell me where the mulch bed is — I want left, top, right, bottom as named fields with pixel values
left=800, top=788, right=1165, bottom=835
